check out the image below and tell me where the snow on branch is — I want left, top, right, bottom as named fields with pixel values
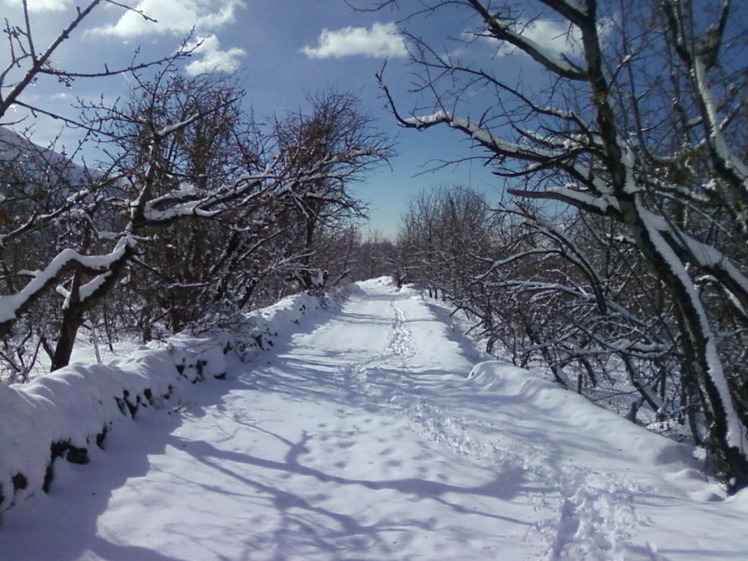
left=397, top=107, right=616, bottom=198
left=467, top=0, right=587, bottom=81
left=404, top=110, right=561, bottom=162
left=640, top=207, right=748, bottom=310
left=636, top=203, right=748, bottom=454
left=397, top=106, right=748, bottom=318
left=0, top=238, right=135, bottom=329
left=508, top=185, right=622, bottom=217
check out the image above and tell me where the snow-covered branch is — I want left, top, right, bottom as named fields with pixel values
left=467, top=0, right=587, bottom=81
left=0, top=238, right=134, bottom=331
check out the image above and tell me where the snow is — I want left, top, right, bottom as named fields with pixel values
left=1, top=278, right=746, bottom=560
left=155, top=114, right=201, bottom=138
left=0, top=290, right=327, bottom=512
left=0, top=238, right=134, bottom=324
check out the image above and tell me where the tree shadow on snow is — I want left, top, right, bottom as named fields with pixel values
left=0, top=409, right=190, bottom=561
left=160, top=426, right=544, bottom=560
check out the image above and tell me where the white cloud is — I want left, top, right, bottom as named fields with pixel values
left=2, top=0, right=68, bottom=12
left=184, top=34, right=246, bottom=75
left=92, top=0, right=242, bottom=38
left=302, top=22, right=407, bottom=59
left=494, top=19, right=583, bottom=58
left=521, top=19, right=582, bottom=56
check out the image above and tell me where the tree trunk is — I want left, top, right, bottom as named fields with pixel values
left=632, top=203, right=748, bottom=491
left=51, top=270, right=84, bottom=372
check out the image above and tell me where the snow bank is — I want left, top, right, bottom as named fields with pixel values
left=467, top=361, right=695, bottom=469
left=0, top=291, right=330, bottom=515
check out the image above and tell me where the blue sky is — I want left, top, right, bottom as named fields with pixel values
left=1, top=0, right=579, bottom=237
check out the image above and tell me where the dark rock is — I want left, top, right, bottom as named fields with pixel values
left=66, top=446, right=89, bottom=465
left=12, top=473, right=27, bottom=491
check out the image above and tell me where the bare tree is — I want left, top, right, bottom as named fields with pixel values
left=0, top=86, right=273, bottom=371
left=98, top=68, right=267, bottom=334
left=0, top=0, right=185, bottom=127
left=0, top=0, right=198, bottom=374
left=273, top=89, right=392, bottom=289
left=376, top=0, right=748, bottom=490
left=0, top=127, right=101, bottom=380
left=2, top=61, right=392, bottom=378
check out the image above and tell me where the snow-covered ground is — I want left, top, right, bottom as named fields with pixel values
left=1, top=277, right=746, bottom=560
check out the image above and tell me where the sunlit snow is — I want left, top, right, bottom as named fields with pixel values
left=1, top=278, right=746, bottom=560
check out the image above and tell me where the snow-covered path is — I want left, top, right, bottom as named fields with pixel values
left=1, top=278, right=747, bottom=560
